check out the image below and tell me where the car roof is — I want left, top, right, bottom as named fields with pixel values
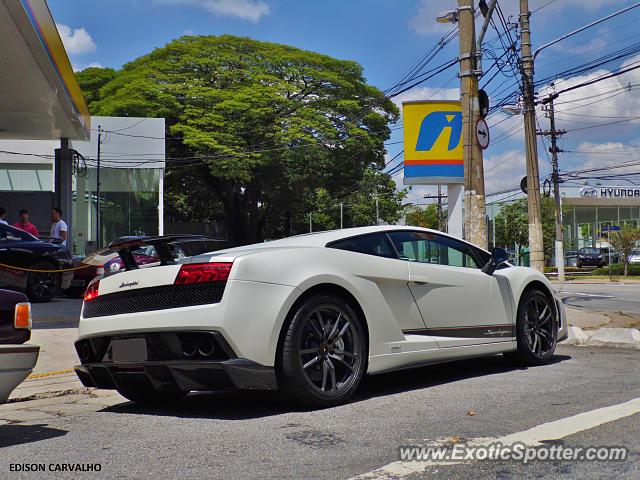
left=212, top=225, right=488, bottom=255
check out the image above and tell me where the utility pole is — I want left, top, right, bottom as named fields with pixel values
left=339, top=202, right=344, bottom=229
left=96, top=125, right=102, bottom=249
left=539, top=94, right=566, bottom=280
left=309, top=213, right=312, bottom=233
left=374, top=193, right=380, bottom=224
left=519, top=0, right=545, bottom=272
left=458, top=0, right=488, bottom=249
left=424, top=189, right=448, bottom=232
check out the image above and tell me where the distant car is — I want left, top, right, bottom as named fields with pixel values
left=0, top=224, right=73, bottom=302
left=66, top=236, right=227, bottom=297
left=577, top=247, right=604, bottom=268
left=0, top=289, right=38, bottom=403
left=629, top=250, right=640, bottom=265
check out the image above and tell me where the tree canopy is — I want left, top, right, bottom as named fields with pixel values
left=494, top=197, right=558, bottom=259
left=78, top=35, right=403, bottom=244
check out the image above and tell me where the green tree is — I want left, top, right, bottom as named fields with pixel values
left=608, top=225, right=640, bottom=276
left=405, top=204, right=440, bottom=230
left=494, top=197, right=559, bottom=260
left=75, top=67, right=117, bottom=111
left=85, top=35, right=402, bottom=244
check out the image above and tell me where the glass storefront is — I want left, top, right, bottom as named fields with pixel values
left=73, top=167, right=161, bottom=254
left=563, top=204, right=640, bottom=251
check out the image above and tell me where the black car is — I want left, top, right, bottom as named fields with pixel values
left=577, top=247, right=605, bottom=268
left=0, top=223, right=73, bottom=302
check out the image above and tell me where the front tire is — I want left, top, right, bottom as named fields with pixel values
left=278, top=293, right=367, bottom=408
left=506, top=289, right=557, bottom=366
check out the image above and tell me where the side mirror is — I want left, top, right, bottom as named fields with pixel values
left=482, top=247, right=510, bottom=276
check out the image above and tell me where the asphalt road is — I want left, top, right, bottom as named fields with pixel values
left=31, top=298, right=81, bottom=329
left=1, top=346, right=639, bottom=479
left=555, top=282, right=640, bottom=316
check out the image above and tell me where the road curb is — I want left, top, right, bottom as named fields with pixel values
left=561, top=326, right=640, bottom=349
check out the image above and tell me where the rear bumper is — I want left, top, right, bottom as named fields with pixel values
left=0, top=344, right=40, bottom=403
left=74, top=358, right=277, bottom=392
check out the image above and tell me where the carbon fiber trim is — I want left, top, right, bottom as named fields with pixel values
left=82, top=281, right=226, bottom=318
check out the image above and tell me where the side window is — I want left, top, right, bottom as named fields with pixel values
left=328, top=233, right=397, bottom=259
left=386, top=230, right=439, bottom=263
left=387, top=231, right=484, bottom=269
left=434, top=235, right=482, bottom=269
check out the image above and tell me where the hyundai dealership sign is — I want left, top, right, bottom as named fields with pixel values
left=579, top=186, right=640, bottom=198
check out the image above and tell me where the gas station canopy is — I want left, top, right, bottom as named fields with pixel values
left=0, top=0, right=90, bottom=140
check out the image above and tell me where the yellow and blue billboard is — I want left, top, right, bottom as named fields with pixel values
left=403, top=100, right=463, bottom=185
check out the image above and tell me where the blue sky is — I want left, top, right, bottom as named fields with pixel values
left=49, top=0, right=640, bottom=203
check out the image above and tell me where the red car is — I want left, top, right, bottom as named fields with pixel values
left=66, top=236, right=226, bottom=297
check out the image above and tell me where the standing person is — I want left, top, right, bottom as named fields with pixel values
left=13, top=209, right=39, bottom=237
left=50, top=208, right=68, bottom=246
left=0, top=207, right=7, bottom=225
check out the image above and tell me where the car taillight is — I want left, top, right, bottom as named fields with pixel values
left=14, top=302, right=32, bottom=329
left=174, top=262, right=233, bottom=285
left=84, top=280, right=100, bottom=302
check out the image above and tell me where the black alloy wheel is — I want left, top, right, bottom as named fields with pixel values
left=279, top=293, right=366, bottom=407
left=506, top=289, right=557, bottom=366
left=26, top=262, right=60, bottom=303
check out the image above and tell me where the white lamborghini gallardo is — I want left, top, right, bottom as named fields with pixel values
left=74, top=226, right=567, bottom=407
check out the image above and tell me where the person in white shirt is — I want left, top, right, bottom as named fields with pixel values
left=0, top=206, right=7, bottom=225
left=50, top=207, right=68, bottom=246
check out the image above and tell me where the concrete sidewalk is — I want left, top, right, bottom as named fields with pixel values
left=9, top=328, right=83, bottom=402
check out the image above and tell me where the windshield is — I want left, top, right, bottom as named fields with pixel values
left=580, top=248, right=599, bottom=254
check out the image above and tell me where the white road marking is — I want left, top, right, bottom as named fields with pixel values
left=565, top=292, right=615, bottom=298
left=350, top=397, right=640, bottom=479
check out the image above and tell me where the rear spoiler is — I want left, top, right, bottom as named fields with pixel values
left=82, top=235, right=208, bottom=270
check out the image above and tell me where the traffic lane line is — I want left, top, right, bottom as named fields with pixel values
left=349, top=397, right=640, bottom=479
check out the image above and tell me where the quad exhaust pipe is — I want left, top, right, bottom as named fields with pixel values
left=181, top=334, right=215, bottom=358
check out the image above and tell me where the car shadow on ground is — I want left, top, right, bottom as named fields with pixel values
left=99, top=353, right=571, bottom=420
left=0, top=423, right=68, bottom=448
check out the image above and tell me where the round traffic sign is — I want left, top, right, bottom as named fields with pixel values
left=476, top=118, right=490, bottom=149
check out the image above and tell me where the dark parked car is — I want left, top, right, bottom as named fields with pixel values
left=0, top=223, right=73, bottom=302
left=66, top=236, right=227, bottom=297
left=577, top=247, right=605, bottom=268
left=0, top=288, right=39, bottom=403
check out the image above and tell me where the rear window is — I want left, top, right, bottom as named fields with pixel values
left=328, top=233, right=397, bottom=259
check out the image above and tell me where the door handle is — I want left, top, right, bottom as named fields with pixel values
left=410, top=275, right=429, bottom=284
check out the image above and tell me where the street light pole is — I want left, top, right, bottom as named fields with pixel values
left=96, top=125, right=102, bottom=249
left=519, top=0, right=545, bottom=272
left=458, top=0, right=488, bottom=249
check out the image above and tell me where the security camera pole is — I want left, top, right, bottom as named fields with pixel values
left=519, top=0, right=545, bottom=272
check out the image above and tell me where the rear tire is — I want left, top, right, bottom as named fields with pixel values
left=278, top=293, right=367, bottom=408
left=26, top=262, right=60, bottom=302
left=505, top=289, right=557, bottom=366
left=117, top=387, right=187, bottom=404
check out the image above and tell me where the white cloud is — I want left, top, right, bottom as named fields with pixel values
left=155, top=0, right=270, bottom=22
left=409, top=0, right=630, bottom=36
left=73, top=62, right=104, bottom=72
left=483, top=149, right=527, bottom=193
left=56, top=23, right=96, bottom=55
left=392, top=87, right=460, bottom=115
left=409, top=0, right=456, bottom=36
